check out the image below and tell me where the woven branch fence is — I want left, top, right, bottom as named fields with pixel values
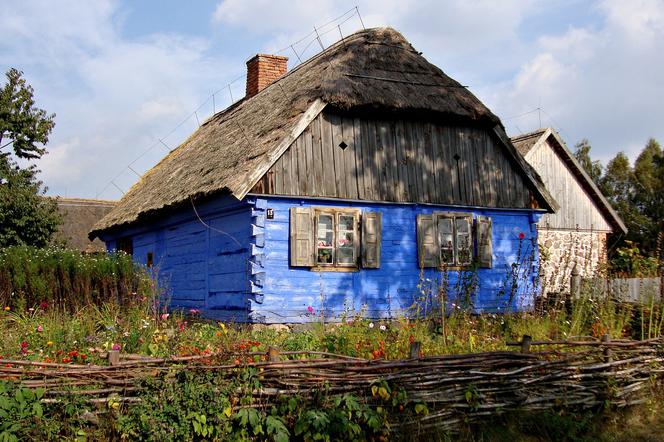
left=1, top=336, right=663, bottom=434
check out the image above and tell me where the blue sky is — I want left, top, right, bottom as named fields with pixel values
left=2, top=0, right=663, bottom=200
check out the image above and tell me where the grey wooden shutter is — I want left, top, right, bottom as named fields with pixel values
left=290, top=207, right=314, bottom=267
left=477, top=216, right=493, bottom=268
left=417, top=214, right=440, bottom=268
left=361, top=211, right=382, bottom=268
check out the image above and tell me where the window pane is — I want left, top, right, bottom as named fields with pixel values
left=438, top=218, right=453, bottom=234
left=338, top=231, right=354, bottom=247
left=456, top=218, right=470, bottom=233
left=337, top=247, right=354, bottom=264
left=457, top=234, right=471, bottom=264
left=317, top=248, right=334, bottom=264
left=339, top=215, right=354, bottom=231
left=316, top=214, right=334, bottom=264
left=317, top=214, right=333, bottom=246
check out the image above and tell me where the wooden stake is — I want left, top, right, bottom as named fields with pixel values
left=410, top=341, right=422, bottom=359
left=521, top=335, right=532, bottom=354
left=268, top=346, right=280, bottom=362
left=108, top=350, right=120, bottom=366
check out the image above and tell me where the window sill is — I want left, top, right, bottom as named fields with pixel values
left=310, top=266, right=360, bottom=273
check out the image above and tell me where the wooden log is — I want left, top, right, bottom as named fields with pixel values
left=108, top=350, right=120, bottom=366
left=268, top=346, right=280, bottom=362
left=410, top=341, right=422, bottom=359
left=521, top=335, right=532, bottom=354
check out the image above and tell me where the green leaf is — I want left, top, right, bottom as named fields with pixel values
left=415, top=403, right=429, bottom=416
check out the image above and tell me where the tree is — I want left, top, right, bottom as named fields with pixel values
left=0, top=68, right=55, bottom=160
left=0, top=68, right=60, bottom=247
left=0, top=156, right=60, bottom=247
left=574, top=139, right=603, bottom=183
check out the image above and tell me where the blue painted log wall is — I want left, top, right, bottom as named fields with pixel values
left=101, top=195, right=255, bottom=321
left=250, top=196, right=542, bottom=323
left=102, top=194, right=542, bottom=323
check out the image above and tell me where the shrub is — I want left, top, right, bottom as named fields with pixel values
left=0, top=246, right=150, bottom=311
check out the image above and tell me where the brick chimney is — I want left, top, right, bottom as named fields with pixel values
left=245, top=54, right=288, bottom=98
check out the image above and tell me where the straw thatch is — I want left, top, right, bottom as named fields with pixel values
left=54, top=198, right=116, bottom=252
left=91, top=27, right=543, bottom=238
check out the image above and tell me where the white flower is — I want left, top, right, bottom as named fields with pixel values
left=369, top=322, right=374, bottom=328
left=379, top=325, right=386, bottom=331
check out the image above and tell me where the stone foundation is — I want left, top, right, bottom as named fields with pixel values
left=538, top=228, right=608, bottom=295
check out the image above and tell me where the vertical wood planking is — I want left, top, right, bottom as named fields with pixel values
left=361, top=118, right=376, bottom=201
left=342, top=116, right=359, bottom=200
left=312, top=115, right=324, bottom=197
left=321, top=113, right=338, bottom=196
left=353, top=117, right=366, bottom=200
left=254, top=110, right=546, bottom=212
left=330, top=113, right=347, bottom=198
left=395, top=120, right=409, bottom=202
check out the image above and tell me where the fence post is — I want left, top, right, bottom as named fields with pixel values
left=268, top=346, right=280, bottom=362
left=410, top=341, right=422, bottom=359
left=601, top=334, right=611, bottom=363
left=108, top=350, right=120, bottom=366
left=570, top=263, right=581, bottom=299
left=521, top=335, right=532, bottom=354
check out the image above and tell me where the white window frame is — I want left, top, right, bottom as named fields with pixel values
left=314, top=208, right=360, bottom=269
left=436, top=212, right=474, bottom=267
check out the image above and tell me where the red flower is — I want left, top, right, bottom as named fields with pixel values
left=20, top=341, right=28, bottom=348
left=518, top=232, right=525, bottom=239
left=39, top=301, right=48, bottom=310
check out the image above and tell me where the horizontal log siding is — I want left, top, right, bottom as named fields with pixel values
left=253, top=111, right=534, bottom=208
left=251, top=196, right=540, bottom=323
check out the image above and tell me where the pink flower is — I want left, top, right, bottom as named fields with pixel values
left=160, top=313, right=170, bottom=321
left=189, top=308, right=200, bottom=315
left=36, top=325, right=43, bottom=332
left=111, top=344, right=121, bottom=351
left=307, top=306, right=314, bottom=313
left=518, top=232, right=525, bottom=240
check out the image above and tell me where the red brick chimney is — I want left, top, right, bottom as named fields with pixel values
left=245, top=54, right=288, bottom=98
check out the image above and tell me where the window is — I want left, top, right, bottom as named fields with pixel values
left=417, top=212, right=493, bottom=268
left=117, top=237, right=133, bottom=256
left=315, top=210, right=359, bottom=267
left=290, top=207, right=381, bottom=270
left=438, top=214, right=472, bottom=266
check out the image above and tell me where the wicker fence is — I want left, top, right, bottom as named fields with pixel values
left=1, top=336, right=663, bottom=434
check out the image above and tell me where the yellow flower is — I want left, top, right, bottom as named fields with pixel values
left=47, top=341, right=53, bottom=346
left=3, top=306, right=10, bottom=311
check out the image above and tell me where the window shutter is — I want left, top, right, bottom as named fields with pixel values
left=417, top=214, right=440, bottom=268
left=477, top=216, right=493, bottom=268
left=361, top=212, right=382, bottom=268
left=290, top=207, right=314, bottom=267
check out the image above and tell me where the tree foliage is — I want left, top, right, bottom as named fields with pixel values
left=576, top=137, right=664, bottom=273
left=574, top=139, right=603, bottom=183
left=0, top=68, right=60, bottom=248
left=0, top=69, right=55, bottom=160
left=0, top=156, right=60, bottom=248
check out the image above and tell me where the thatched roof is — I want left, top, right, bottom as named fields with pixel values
left=91, top=27, right=548, bottom=238
left=54, top=198, right=116, bottom=251
left=511, top=128, right=627, bottom=234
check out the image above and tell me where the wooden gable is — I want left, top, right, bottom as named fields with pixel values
left=524, top=134, right=614, bottom=232
left=251, top=110, right=541, bottom=209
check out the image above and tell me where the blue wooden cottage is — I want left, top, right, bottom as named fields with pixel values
left=90, top=28, right=558, bottom=323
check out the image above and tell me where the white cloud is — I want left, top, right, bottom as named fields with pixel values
left=0, top=1, right=234, bottom=199
left=3, top=0, right=663, bottom=200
